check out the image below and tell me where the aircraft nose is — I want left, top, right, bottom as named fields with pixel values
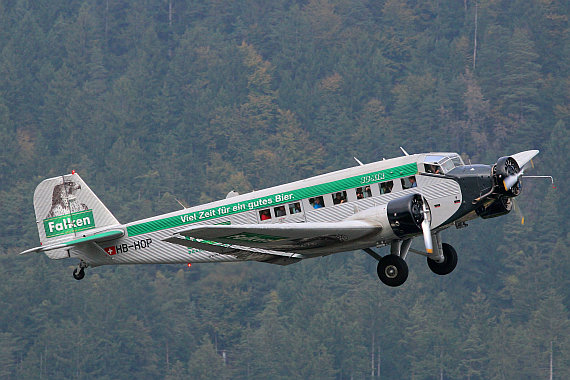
left=446, top=164, right=494, bottom=205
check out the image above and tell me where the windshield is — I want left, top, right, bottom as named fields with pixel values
left=451, top=156, right=463, bottom=167
left=441, top=159, right=455, bottom=172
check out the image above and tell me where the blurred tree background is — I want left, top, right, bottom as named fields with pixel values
left=0, top=0, right=568, bottom=378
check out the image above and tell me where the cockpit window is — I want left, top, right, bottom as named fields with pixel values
left=441, top=159, right=455, bottom=173
left=451, top=156, right=464, bottom=167
left=425, top=155, right=446, bottom=163
left=423, top=154, right=463, bottom=174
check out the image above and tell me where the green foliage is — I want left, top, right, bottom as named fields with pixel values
left=187, top=334, right=228, bottom=379
left=0, top=0, right=568, bottom=378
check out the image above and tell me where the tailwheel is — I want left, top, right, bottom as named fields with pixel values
left=73, top=267, right=85, bottom=280
left=377, top=255, right=408, bottom=287
left=73, top=261, right=88, bottom=280
left=427, top=243, right=457, bottom=275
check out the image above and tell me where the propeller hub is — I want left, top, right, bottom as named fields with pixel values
left=493, top=156, right=522, bottom=197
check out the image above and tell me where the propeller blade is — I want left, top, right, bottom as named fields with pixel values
left=422, top=218, right=433, bottom=254
left=510, top=150, right=539, bottom=170
left=512, top=199, right=525, bottom=225
left=420, top=197, right=433, bottom=254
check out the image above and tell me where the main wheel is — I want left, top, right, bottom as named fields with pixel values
left=427, top=243, right=457, bottom=275
left=73, top=267, right=85, bottom=281
left=377, top=255, right=408, bottom=287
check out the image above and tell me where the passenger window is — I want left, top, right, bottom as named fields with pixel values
left=356, top=186, right=372, bottom=199
left=309, top=196, right=325, bottom=209
left=259, top=209, right=272, bottom=221
left=332, top=191, right=347, bottom=205
left=401, top=176, right=417, bottom=189
left=274, top=205, right=286, bottom=217
left=288, top=202, right=302, bottom=214
left=380, top=181, right=394, bottom=194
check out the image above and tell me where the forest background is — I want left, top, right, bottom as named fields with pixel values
left=0, top=0, right=568, bottom=379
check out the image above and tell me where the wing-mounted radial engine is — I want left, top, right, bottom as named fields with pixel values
left=386, top=193, right=424, bottom=237
left=351, top=193, right=440, bottom=287
left=349, top=193, right=432, bottom=252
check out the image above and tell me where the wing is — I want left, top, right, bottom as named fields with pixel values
left=163, top=221, right=380, bottom=263
left=163, top=235, right=304, bottom=265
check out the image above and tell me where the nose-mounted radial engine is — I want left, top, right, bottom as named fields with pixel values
left=494, top=156, right=523, bottom=197
left=474, top=150, right=538, bottom=220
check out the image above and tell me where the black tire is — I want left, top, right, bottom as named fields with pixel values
left=377, top=255, right=408, bottom=287
left=73, top=268, right=85, bottom=281
left=427, top=243, right=458, bottom=275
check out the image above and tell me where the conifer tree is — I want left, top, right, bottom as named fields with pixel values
left=187, top=334, right=228, bottom=380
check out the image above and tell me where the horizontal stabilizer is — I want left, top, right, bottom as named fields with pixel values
left=19, top=230, right=124, bottom=255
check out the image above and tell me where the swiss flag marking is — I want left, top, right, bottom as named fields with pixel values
left=105, top=246, right=117, bottom=256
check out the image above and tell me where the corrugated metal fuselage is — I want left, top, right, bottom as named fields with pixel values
left=72, top=153, right=470, bottom=267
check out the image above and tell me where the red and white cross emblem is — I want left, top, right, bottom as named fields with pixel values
left=105, top=246, right=117, bottom=256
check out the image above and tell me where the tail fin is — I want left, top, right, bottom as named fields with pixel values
left=33, top=172, right=119, bottom=245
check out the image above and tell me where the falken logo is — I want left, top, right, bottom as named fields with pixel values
left=43, top=210, right=95, bottom=238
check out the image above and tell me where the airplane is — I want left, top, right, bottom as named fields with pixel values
left=20, top=149, right=545, bottom=287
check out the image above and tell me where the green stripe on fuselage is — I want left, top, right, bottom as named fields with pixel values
left=126, top=163, right=418, bottom=236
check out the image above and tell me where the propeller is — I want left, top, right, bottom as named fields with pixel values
left=500, top=150, right=540, bottom=193
left=474, top=150, right=540, bottom=204
left=493, top=150, right=538, bottom=198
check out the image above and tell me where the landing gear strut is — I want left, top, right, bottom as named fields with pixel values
left=73, top=261, right=88, bottom=280
left=427, top=243, right=457, bottom=275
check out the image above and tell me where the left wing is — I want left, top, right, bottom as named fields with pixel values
left=165, top=221, right=380, bottom=254
left=163, top=235, right=304, bottom=265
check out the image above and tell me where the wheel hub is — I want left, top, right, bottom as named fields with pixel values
left=377, top=255, right=409, bottom=287
left=385, top=265, right=398, bottom=278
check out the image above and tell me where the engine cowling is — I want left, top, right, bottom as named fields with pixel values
left=386, top=193, right=424, bottom=238
left=347, top=193, right=427, bottom=241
